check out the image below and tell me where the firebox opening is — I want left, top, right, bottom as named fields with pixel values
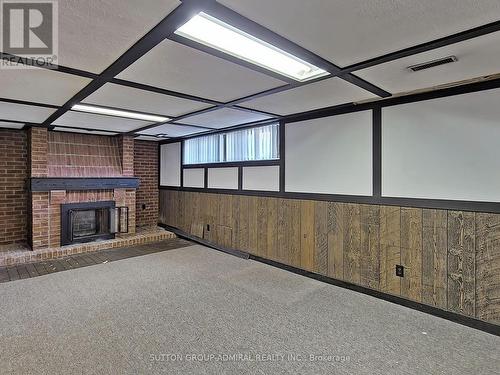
left=61, top=201, right=116, bottom=246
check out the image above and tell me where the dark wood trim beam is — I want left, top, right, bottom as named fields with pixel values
left=0, top=52, right=99, bottom=79
left=0, top=97, right=59, bottom=109
left=30, top=177, right=140, bottom=192
left=279, top=120, right=285, bottom=193
left=372, top=108, right=382, bottom=198
left=110, top=78, right=222, bottom=106
left=127, top=106, right=221, bottom=135
left=183, top=160, right=280, bottom=169
left=160, top=186, right=500, bottom=215
left=342, top=20, right=500, bottom=73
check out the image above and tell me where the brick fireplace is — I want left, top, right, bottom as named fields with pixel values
left=28, top=128, right=137, bottom=250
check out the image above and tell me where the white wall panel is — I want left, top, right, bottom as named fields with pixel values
left=183, top=168, right=204, bottom=188
left=160, top=142, right=181, bottom=186
left=285, top=111, right=372, bottom=195
left=382, top=89, right=500, bottom=202
left=242, top=166, right=280, bottom=191
left=208, top=167, right=238, bottom=190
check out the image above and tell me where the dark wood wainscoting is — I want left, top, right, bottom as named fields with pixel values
left=159, top=189, right=500, bottom=326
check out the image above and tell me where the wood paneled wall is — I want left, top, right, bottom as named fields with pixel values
left=159, top=190, right=500, bottom=325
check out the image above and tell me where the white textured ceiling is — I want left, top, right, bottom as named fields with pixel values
left=52, top=111, right=152, bottom=132
left=52, top=127, right=118, bottom=136
left=240, top=78, right=376, bottom=115
left=138, top=123, right=206, bottom=137
left=0, top=102, right=56, bottom=123
left=0, top=121, right=24, bottom=129
left=0, top=65, right=91, bottom=105
left=82, top=83, right=211, bottom=117
left=180, top=108, right=272, bottom=128
left=57, top=0, right=180, bottom=73
left=356, top=32, right=500, bottom=94
left=219, top=0, right=500, bottom=67
left=117, top=40, right=286, bottom=102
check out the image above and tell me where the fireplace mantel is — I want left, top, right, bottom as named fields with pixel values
left=29, top=177, right=140, bottom=192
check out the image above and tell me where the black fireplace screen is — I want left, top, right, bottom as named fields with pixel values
left=61, top=201, right=128, bottom=246
left=70, top=208, right=111, bottom=240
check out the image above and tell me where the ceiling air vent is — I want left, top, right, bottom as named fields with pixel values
left=407, top=56, right=457, bottom=72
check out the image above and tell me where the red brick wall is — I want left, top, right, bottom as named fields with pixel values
left=47, top=132, right=122, bottom=177
left=120, top=135, right=135, bottom=177
left=134, top=140, right=158, bottom=227
left=0, top=130, right=28, bottom=246
left=28, top=128, right=49, bottom=248
left=28, top=127, right=48, bottom=177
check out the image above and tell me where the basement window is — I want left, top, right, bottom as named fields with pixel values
left=175, top=12, right=328, bottom=82
left=183, top=123, right=279, bottom=165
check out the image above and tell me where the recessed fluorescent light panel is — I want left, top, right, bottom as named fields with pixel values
left=175, top=12, right=329, bottom=82
left=72, top=104, right=169, bottom=122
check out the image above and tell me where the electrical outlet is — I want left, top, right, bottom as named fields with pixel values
left=396, top=265, right=404, bottom=277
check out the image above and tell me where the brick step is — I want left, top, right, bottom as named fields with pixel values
left=0, top=228, right=175, bottom=267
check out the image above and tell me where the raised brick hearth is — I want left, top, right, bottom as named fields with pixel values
left=0, top=226, right=175, bottom=267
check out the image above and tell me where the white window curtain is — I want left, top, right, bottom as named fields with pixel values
left=183, top=123, right=279, bottom=164
left=225, top=124, right=279, bottom=162
left=183, top=133, right=224, bottom=164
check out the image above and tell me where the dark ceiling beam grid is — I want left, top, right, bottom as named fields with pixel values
left=0, top=52, right=99, bottom=79
left=0, top=119, right=109, bottom=134
left=127, top=99, right=281, bottom=136
left=0, top=118, right=33, bottom=125
left=126, top=105, right=221, bottom=135
left=0, top=51, right=229, bottom=108
left=342, top=19, right=500, bottom=73
left=174, top=0, right=391, bottom=98
left=109, top=77, right=222, bottom=106
left=167, top=122, right=216, bottom=130
left=192, top=15, right=500, bottom=115
left=132, top=0, right=389, bottom=137
left=223, top=76, right=329, bottom=107
left=2, top=1, right=499, bottom=137
left=231, top=105, right=280, bottom=118
left=41, top=0, right=217, bottom=128
left=160, top=75, right=500, bottom=141
left=0, top=97, right=59, bottom=109
left=1, top=6, right=498, bottom=118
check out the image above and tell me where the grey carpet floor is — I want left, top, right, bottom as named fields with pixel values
left=0, top=244, right=498, bottom=375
